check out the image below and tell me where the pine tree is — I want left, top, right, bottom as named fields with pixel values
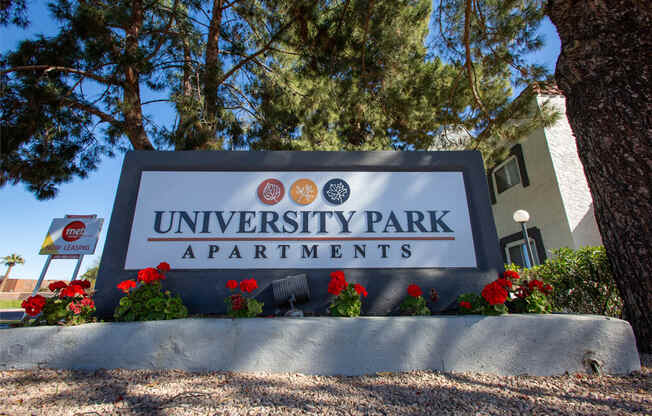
left=1, top=0, right=306, bottom=197
left=245, top=0, right=550, bottom=153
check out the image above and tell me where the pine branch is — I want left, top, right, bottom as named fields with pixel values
left=0, top=65, right=115, bottom=85
left=360, top=0, right=375, bottom=87
left=220, top=0, right=244, bottom=10
left=463, top=0, right=487, bottom=116
left=142, top=99, right=171, bottom=105
left=217, top=20, right=294, bottom=87
left=62, top=98, right=122, bottom=127
left=145, top=0, right=180, bottom=61
left=330, top=0, right=351, bottom=72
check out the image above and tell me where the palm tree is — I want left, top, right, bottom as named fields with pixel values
left=0, top=254, right=25, bottom=292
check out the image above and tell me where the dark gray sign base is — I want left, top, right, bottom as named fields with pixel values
left=95, top=151, right=504, bottom=318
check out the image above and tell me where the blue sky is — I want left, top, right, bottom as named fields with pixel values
left=0, top=2, right=561, bottom=280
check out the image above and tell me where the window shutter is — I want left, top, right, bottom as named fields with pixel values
left=509, top=144, right=530, bottom=187
left=486, top=168, right=497, bottom=204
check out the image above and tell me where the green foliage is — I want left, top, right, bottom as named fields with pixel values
left=113, top=281, right=188, bottom=322
left=2, top=253, right=25, bottom=267
left=224, top=295, right=264, bottom=318
left=0, top=299, right=22, bottom=308
left=399, top=295, right=431, bottom=316
left=506, top=246, right=622, bottom=318
left=36, top=297, right=92, bottom=326
left=508, top=287, right=551, bottom=314
left=248, top=0, right=536, bottom=152
left=2, top=0, right=554, bottom=198
left=80, top=264, right=98, bottom=288
left=329, top=285, right=362, bottom=317
left=0, top=0, right=28, bottom=27
left=27, top=286, right=96, bottom=326
left=457, top=271, right=552, bottom=315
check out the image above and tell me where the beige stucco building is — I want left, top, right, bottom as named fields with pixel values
left=487, top=85, right=603, bottom=267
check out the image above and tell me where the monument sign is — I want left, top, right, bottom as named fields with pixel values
left=95, top=151, right=503, bottom=316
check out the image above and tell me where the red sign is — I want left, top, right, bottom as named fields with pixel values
left=62, top=221, right=86, bottom=242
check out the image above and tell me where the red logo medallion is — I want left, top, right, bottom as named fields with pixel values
left=257, top=179, right=284, bottom=205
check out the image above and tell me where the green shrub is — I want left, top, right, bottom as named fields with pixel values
left=506, top=246, right=623, bottom=318
left=114, top=264, right=188, bottom=322
left=114, top=280, right=188, bottom=322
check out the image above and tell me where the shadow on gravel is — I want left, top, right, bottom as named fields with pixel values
left=2, top=368, right=649, bottom=415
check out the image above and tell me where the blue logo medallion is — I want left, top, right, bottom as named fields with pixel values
left=323, top=179, right=350, bottom=205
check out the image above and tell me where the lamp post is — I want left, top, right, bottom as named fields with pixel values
left=513, top=209, right=535, bottom=268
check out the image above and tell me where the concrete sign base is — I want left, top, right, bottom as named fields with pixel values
left=0, top=315, right=640, bottom=376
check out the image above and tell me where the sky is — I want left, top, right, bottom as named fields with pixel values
left=0, top=1, right=561, bottom=281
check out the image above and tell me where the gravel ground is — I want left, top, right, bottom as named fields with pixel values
left=0, top=355, right=649, bottom=416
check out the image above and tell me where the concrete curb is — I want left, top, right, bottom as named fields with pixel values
left=0, top=315, right=640, bottom=376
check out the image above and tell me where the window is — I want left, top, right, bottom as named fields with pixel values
left=505, top=239, right=540, bottom=268
left=493, top=156, right=521, bottom=194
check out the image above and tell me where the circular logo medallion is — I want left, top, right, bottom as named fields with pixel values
left=62, top=221, right=86, bottom=242
left=289, top=178, right=318, bottom=205
left=257, top=178, right=285, bottom=205
left=323, top=178, right=351, bottom=205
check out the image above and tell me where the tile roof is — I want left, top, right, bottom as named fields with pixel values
left=530, top=82, right=564, bottom=96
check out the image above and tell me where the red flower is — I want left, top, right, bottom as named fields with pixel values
left=503, top=270, right=520, bottom=280
left=22, top=295, right=47, bottom=316
left=226, top=280, right=238, bottom=290
left=407, top=284, right=422, bottom=298
left=515, top=287, right=529, bottom=299
left=240, top=278, right=258, bottom=293
left=21, top=295, right=47, bottom=316
left=80, top=297, right=95, bottom=308
left=481, top=281, right=508, bottom=305
left=460, top=301, right=472, bottom=309
left=528, top=280, right=544, bottom=291
left=48, top=281, right=67, bottom=291
left=60, top=284, right=85, bottom=298
left=330, top=270, right=346, bottom=283
left=495, top=278, right=513, bottom=289
left=69, top=279, right=91, bottom=289
left=157, top=262, right=171, bottom=273
left=354, top=284, right=368, bottom=298
left=328, top=277, right=347, bottom=296
left=230, top=294, right=245, bottom=311
left=117, top=280, right=137, bottom=293
left=137, top=267, right=162, bottom=284
left=68, top=302, right=82, bottom=315
left=543, top=284, right=553, bottom=295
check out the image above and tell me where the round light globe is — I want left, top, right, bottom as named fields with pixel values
left=513, top=209, right=530, bottom=223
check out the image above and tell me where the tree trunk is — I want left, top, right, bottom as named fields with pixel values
left=0, top=264, right=13, bottom=292
left=123, top=0, right=154, bottom=151
left=203, top=0, right=224, bottom=141
left=547, top=0, right=652, bottom=353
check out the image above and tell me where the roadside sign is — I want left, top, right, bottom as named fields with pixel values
left=39, top=217, right=104, bottom=255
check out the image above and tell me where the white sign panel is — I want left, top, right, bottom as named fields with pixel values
left=40, top=218, right=104, bottom=255
left=125, top=171, right=477, bottom=269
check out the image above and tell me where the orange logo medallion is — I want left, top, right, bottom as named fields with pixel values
left=289, top=178, right=318, bottom=205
